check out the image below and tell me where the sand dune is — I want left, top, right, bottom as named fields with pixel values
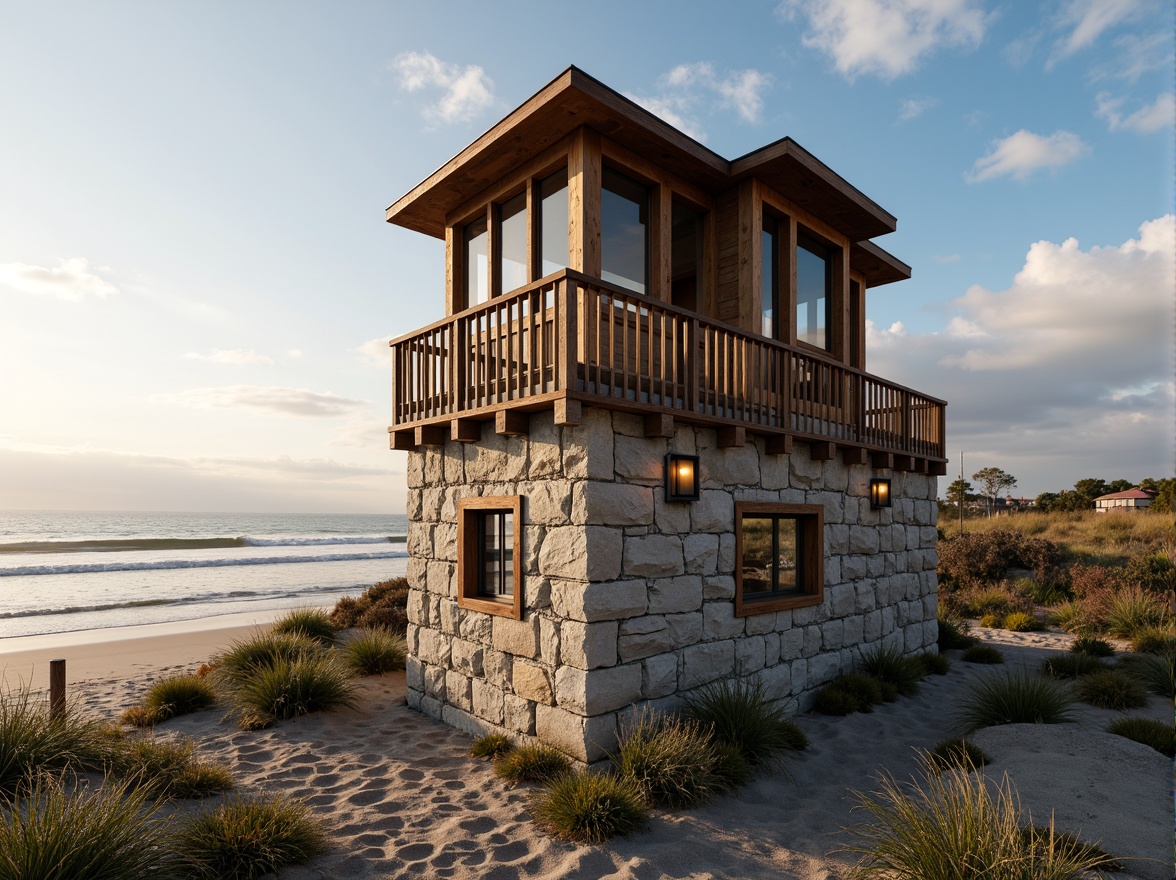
left=2, top=624, right=1171, bottom=880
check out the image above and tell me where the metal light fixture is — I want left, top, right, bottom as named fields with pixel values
left=664, top=453, right=700, bottom=502
left=870, top=477, right=892, bottom=509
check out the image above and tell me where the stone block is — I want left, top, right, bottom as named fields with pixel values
left=527, top=481, right=572, bottom=525
left=472, top=680, right=505, bottom=725
left=849, top=525, right=880, bottom=555
left=555, top=664, right=642, bottom=715
left=424, top=664, right=445, bottom=699
left=807, top=651, right=842, bottom=689
left=703, top=602, right=745, bottom=640
left=642, top=653, right=678, bottom=699
left=826, top=524, right=850, bottom=555
left=691, top=490, right=735, bottom=535
left=821, top=618, right=845, bottom=650
left=527, top=412, right=563, bottom=479
left=560, top=620, right=619, bottom=669
left=736, top=636, right=766, bottom=674
left=451, top=639, right=484, bottom=676
left=483, top=649, right=512, bottom=689
left=416, top=628, right=452, bottom=667
left=512, top=661, right=553, bottom=705
left=778, top=627, right=803, bottom=661
left=764, top=632, right=781, bottom=665
left=584, top=482, right=654, bottom=526
left=702, top=442, right=759, bottom=487
left=654, top=495, right=692, bottom=534
left=647, top=575, right=703, bottom=614
left=618, top=617, right=674, bottom=662
left=552, top=579, right=648, bottom=622
left=503, top=694, right=535, bottom=736
left=703, top=575, right=735, bottom=600
left=718, top=534, right=736, bottom=572
left=445, top=671, right=472, bottom=711
left=458, top=612, right=492, bottom=645
left=744, top=610, right=775, bottom=635
left=405, top=656, right=424, bottom=691
left=434, top=522, right=458, bottom=562
left=683, top=533, right=719, bottom=575
left=623, top=534, right=684, bottom=578
left=842, top=614, right=864, bottom=646
left=680, top=641, right=735, bottom=690
left=406, top=451, right=425, bottom=489
left=492, top=615, right=539, bottom=658
left=614, top=434, right=663, bottom=482
left=829, top=583, right=855, bottom=618
left=464, top=431, right=526, bottom=483
left=802, top=625, right=822, bottom=657
left=666, top=611, right=703, bottom=648
left=807, top=490, right=844, bottom=525
left=535, top=704, right=617, bottom=763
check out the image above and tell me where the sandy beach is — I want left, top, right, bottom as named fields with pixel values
left=1, top=622, right=1171, bottom=880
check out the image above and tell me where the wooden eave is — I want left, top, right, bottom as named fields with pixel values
left=387, top=66, right=900, bottom=247
left=851, top=240, right=911, bottom=288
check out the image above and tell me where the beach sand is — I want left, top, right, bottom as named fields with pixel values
left=1, top=622, right=1171, bottom=879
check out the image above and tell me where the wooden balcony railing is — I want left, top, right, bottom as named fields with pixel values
left=390, top=271, right=946, bottom=465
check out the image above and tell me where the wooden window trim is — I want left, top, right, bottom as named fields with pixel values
left=734, top=501, right=824, bottom=616
left=457, top=495, right=523, bottom=619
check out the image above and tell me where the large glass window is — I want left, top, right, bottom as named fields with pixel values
left=498, top=191, right=527, bottom=294
left=761, top=212, right=778, bottom=338
left=797, top=237, right=830, bottom=350
left=601, top=167, right=648, bottom=294
left=464, top=216, right=489, bottom=307
left=539, top=169, right=569, bottom=277
left=671, top=200, right=703, bottom=311
left=479, top=509, right=514, bottom=598
left=735, top=502, right=823, bottom=616
left=458, top=496, right=522, bottom=619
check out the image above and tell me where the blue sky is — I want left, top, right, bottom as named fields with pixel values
left=1, top=0, right=1172, bottom=512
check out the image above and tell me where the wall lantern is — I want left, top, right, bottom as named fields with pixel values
left=870, top=478, right=892, bottom=509
left=664, top=453, right=700, bottom=502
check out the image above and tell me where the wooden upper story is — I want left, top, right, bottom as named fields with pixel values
left=386, top=67, right=946, bottom=472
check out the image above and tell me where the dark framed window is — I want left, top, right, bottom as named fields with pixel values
left=539, top=168, right=569, bottom=277
left=796, top=235, right=831, bottom=351
left=735, top=502, right=823, bottom=616
left=458, top=496, right=522, bottom=619
left=600, top=166, right=648, bottom=294
left=671, top=199, right=703, bottom=311
left=464, top=215, right=489, bottom=307
left=761, top=211, right=779, bottom=338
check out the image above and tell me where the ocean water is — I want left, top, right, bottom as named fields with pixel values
left=0, top=511, right=408, bottom=639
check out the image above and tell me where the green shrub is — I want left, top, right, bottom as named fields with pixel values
left=1129, top=626, right=1176, bottom=655
left=915, top=653, right=950, bottom=676
left=954, top=670, right=1075, bottom=732
left=227, top=654, right=358, bottom=722
left=213, top=631, right=325, bottom=682
left=843, top=759, right=1117, bottom=879
left=1070, top=636, right=1114, bottom=657
left=470, top=733, right=514, bottom=761
left=270, top=607, right=338, bottom=645
left=1014, top=577, right=1069, bottom=607
left=1106, top=717, right=1175, bottom=757
left=1040, top=652, right=1108, bottom=679
left=1074, top=669, right=1149, bottom=710
left=171, top=795, right=327, bottom=880
left=1123, top=551, right=1176, bottom=594
left=682, top=679, right=802, bottom=770
left=493, top=745, right=571, bottom=785
left=812, top=687, right=861, bottom=716
left=961, top=644, right=1003, bottom=665
left=978, top=613, right=1001, bottom=628
left=122, top=674, right=216, bottom=727
left=530, top=770, right=647, bottom=845
left=709, top=740, right=752, bottom=791
left=1117, top=649, right=1175, bottom=698
left=858, top=645, right=922, bottom=696
left=936, top=530, right=1062, bottom=589
left=0, top=689, right=110, bottom=796
left=936, top=615, right=977, bottom=650
left=1049, top=600, right=1093, bottom=634
left=819, top=674, right=887, bottom=714
left=113, top=737, right=233, bottom=799
left=1001, top=611, right=1041, bottom=632
left=329, top=577, right=409, bottom=632
left=1105, top=586, right=1167, bottom=639
left=0, top=773, right=172, bottom=880
left=611, top=710, right=717, bottom=809
left=927, top=738, right=988, bottom=772
left=340, top=627, right=407, bottom=676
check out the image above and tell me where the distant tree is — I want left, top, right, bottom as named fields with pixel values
left=972, top=467, right=1017, bottom=517
left=1143, top=477, right=1176, bottom=513
left=1072, top=478, right=1109, bottom=508
left=1105, top=479, right=1134, bottom=494
left=945, top=479, right=973, bottom=508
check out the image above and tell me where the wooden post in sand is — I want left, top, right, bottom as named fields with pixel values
left=49, top=659, right=66, bottom=719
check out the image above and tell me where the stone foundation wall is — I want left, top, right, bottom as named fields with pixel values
left=404, top=407, right=939, bottom=761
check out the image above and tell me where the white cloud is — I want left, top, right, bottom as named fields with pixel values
left=1088, top=32, right=1174, bottom=83
left=778, top=0, right=988, bottom=80
left=965, top=130, right=1089, bottom=182
left=898, top=96, right=938, bottom=121
left=357, top=336, right=392, bottom=369
left=932, top=253, right=961, bottom=264
left=0, top=257, right=118, bottom=301
left=390, top=51, right=494, bottom=125
left=1095, top=91, right=1175, bottom=134
left=286, top=349, right=304, bottom=359
left=1051, top=0, right=1145, bottom=62
left=158, top=385, right=367, bottom=417
left=867, top=216, right=1175, bottom=491
left=627, top=62, right=772, bottom=141
left=184, top=349, right=275, bottom=365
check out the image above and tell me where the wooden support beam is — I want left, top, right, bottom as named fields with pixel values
left=451, top=418, right=481, bottom=443
left=841, top=446, right=870, bottom=466
left=928, top=460, right=948, bottom=476
left=496, top=409, right=529, bottom=436
left=644, top=413, right=674, bottom=438
left=764, top=434, right=793, bottom=455
left=893, top=455, right=916, bottom=472
left=871, top=451, right=894, bottom=469
left=49, top=659, right=65, bottom=719
left=415, top=425, right=445, bottom=447
left=555, top=398, right=582, bottom=427
left=910, top=458, right=929, bottom=475
left=390, top=430, right=417, bottom=451
left=717, top=426, right=746, bottom=448
left=809, top=441, right=836, bottom=461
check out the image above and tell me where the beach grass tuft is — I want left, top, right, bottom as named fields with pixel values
left=113, top=737, right=233, bottom=799
left=914, top=652, right=951, bottom=676
left=1116, top=648, right=1175, bottom=698
left=843, top=757, right=1119, bottom=879
left=493, top=745, right=571, bottom=786
left=470, top=733, right=515, bottom=761
left=961, top=644, right=1004, bottom=665
left=1001, top=611, right=1041, bottom=632
left=1128, top=626, right=1176, bottom=655
left=171, top=794, right=327, bottom=880
left=927, top=737, right=988, bottom=772
left=530, top=770, right=647, bottom=845
left=0, top=688, right=110, bottom=796
left=270, top=607, right=339, bottom=646
left=954, top=670, right=1075, bottom=733
left=858, top=645, right=923, bottom=696
left=340, top=627, right=407, bottom=676
left=1040, top=652, right=1108, bottom=680
left=122, top=674, right=216, bottom=727
left=330, top=577, right=409, bottom=632
left=1105, top=717, right=1175, bottom=757
left=0, top=773, right=172, bottom=880
left=935, top=615, right=977, bottom=651
left=682, top=678, right=804, bottom=770
left=1073, top=669, right=1149, bottom=711
left=213, top=631, right=326, bottom=682
left=227, top=653, right=358, bottom=722
left=611, top=709, right=718, bottom=809
left=814, top=674, right=887, bottom=715
left=1069, top=636, right=1114, bottom=657
left=708, top=739, right=752, bottom=791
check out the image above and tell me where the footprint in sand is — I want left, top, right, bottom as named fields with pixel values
left=396, top=842, right=435, bottom=862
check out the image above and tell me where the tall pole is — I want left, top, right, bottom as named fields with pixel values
left=959, top=451, right=965, bottom=535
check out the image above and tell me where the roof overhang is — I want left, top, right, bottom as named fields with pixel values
left=387, top=66, right=902, bottom=274
left=851, top=240, right=911, bottom=287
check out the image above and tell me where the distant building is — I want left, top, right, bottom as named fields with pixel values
left=1094, top=488, right=1155, bottom=513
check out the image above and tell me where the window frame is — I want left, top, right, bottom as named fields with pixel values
left=600, top=164, right=651, bottom=296
left=734, top=501, right=824, bottom=616
left=457, top=495, right=523, bottom=619
left=795, top=232, right=833, bottom=353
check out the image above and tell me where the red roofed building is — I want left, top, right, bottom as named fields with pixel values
left=1094, top=488, right=1156, bottom=513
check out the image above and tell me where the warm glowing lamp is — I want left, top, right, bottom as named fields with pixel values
left=664, top=453, right=700, bottom=502
left=869, top=477, right=892, bottom=509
